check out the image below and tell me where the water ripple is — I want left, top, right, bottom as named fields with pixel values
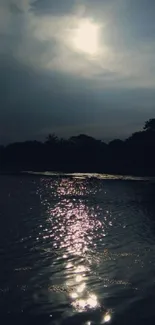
left=1, top=175, right=155, bottom=324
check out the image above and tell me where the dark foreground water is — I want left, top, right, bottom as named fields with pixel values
left=1, top=174, right=155, bottom=325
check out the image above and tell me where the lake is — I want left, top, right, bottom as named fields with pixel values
left=1, top=174, right=155, bottom=325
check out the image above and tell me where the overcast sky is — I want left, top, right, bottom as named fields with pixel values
left=0, top=0, right=155, bottom=144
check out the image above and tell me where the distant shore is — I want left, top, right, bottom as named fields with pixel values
left=1, top=170, right=155, bottom=181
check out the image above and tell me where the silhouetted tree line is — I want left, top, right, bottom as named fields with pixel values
left=1, top=118, right=155, bottom=176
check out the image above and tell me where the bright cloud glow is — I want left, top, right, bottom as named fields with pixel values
left=72, top=20, right=99, bottom=55
left=2, top=1, right=154, bottom=88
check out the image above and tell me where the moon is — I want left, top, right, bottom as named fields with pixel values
left=72, top=20, right=99, bottom=55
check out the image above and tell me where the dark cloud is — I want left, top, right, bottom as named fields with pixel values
left=32, top=0, right=78, bottom=15
left=0, top=55, right=154, bottom=144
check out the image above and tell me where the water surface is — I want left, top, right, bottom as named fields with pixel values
left=1, top=175, right=155, bottom=324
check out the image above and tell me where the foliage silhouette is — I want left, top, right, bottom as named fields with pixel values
left=1, top=119, right=155, bottom=176
left=143, top=119, right=155, bottom=132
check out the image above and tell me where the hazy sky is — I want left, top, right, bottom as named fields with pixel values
left=0, top=0, right=155, bottom=143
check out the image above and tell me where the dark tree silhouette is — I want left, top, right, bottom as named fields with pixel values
left=109, top=139, right=124, bottom=147
left=45, top=134, right=58, bottom=144
left=143, top=119, right=155, bottom=132
left=69, top=134, right=101, bottom=146
left=0, top=118, right=155, bottom=176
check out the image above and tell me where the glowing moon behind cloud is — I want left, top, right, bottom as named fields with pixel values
left=72, top=20, right=100, bottom=55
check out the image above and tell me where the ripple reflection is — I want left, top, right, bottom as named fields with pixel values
left=46, top=178, right=104, bottom=312
left=38, top=178, right=116, bottom=318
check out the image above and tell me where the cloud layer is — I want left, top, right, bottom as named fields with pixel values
left=0, top=0, right=155, bottom=143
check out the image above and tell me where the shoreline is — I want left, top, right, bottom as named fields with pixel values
left=0, top=170, right=155, bottom=181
